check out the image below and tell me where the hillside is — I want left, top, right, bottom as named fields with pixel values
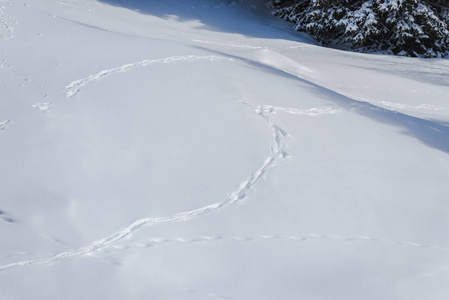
left=1, top=0, right=449, bottom=299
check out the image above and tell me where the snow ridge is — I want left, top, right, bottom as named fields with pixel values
left=65, top=55, right=234, bottom=97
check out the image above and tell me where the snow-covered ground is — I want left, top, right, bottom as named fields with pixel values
left=1, top=0, right=449, bottom=299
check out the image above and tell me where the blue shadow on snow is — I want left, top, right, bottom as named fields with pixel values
left=97, top=0, right=312, bottom=42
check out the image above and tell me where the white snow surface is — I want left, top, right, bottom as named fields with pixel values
left=1, top=0, right=449, bottom=299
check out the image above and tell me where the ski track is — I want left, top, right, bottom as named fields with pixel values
left=65, top=55, right=234, bottom=97
left=0, top=100, right=340, bottom=272
left=107, top=234, right=449, bottom=252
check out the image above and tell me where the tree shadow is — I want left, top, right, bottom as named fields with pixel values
left=96, top=1, right=448, bottom=154
left=233, top=55, right=449, bottom=154
left=97, top=0, right=313, bottom=42
left=315, top=83, right=449, bottom=155
left=345, top=63, right=449, bottom=87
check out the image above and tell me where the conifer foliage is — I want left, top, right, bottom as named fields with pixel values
left=272, top=0, right=449, bottom=57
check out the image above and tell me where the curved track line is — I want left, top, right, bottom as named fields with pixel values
left=109, top=234, right=449, bottom=252
left=0, top=101, right=339, bottom=272
left=253, top=104, right=341, bottom=116
left=65, top=55, right=234, bottom=97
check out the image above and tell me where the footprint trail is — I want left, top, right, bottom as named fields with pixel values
left=109, top=234, right=449, bottom=252
left=0, top=119, right=10, bottom=130
left=0, top=100, right=326, bottom=272
left=65, top=55, right=234, bottom=97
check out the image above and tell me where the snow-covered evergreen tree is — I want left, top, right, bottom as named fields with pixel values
left=272, top=0, right=449, bottom=57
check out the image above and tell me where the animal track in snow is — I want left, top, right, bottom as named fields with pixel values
left=1, top=100, right=446, bottom=271
left=0, top=101, right=338, bottom=272
left=0, top=119, right=10, bottom=130
left=254, top=104, right=341, bottom=117
left=108, top=234, right=449, bottom=252
left=415, top=104, right=449, bottom=111
left=379, top=101, right=448, bottom=111
left=32, top=102, right=52, bottom=112
left=334, top=84, right=449, bottom=111
left=65, top=55, right=234, bottom=97
left=0, top=209, right=14, bottom=223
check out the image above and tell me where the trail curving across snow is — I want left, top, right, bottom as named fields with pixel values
left=65, top=55, right=234, bottom=97
left=0, top=101, right=340, bottom=272
left=2, top=95, right=447, bottom=271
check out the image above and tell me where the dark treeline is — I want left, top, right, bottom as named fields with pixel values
left=272, top=0, right=449, bottom=57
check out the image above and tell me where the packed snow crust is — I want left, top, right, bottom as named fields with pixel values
left=1, top=0, right=449, bottom=299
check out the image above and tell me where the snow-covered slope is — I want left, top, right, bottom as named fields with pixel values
left=1, top=0, right=449, bottom=299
